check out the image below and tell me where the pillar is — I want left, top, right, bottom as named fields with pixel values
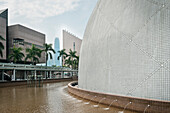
left=24, top=71, right=27, bottom=80
left=45, top=71, right=46, bottom=79
left=13, top=69, right=16, bottom=81
left=61, top=71, right=64, bottom=78
left=50, top=71, right=52, bottom=79
left=47, top=71, right=48, bottom=79
left=2, top=70, right=4, bottom=81
left=34, top=70, right=36, bottom=80
left=2, top=64, right=4, bottom=81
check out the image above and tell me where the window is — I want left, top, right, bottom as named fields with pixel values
left=13, top=38, right=24, bottom=45
left=73, top=42, right=75, bottom=51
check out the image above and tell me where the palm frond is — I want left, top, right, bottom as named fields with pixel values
left=0, top=42, right=4, bottom=49
left=49, top=52, right=53, bottom=59
left=0, top=35, right=5, bottom=41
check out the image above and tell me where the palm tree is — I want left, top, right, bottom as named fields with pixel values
left=25, top=44, right=42, bottom=65
left=0, top=35, right=5, bottom=57
left=67, top=49, right=77, bottom=69
left=74, top=56, right=79, bottom=70
left=58, top=49, right=68, bottom=66
left=9, top=46, right=25, bottom=63
left=64, top=57, right=72, bottom=68
left=42, top=43, right=56, bottom=67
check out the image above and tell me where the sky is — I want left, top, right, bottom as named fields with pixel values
left=0, top=0, right=98, bottom=45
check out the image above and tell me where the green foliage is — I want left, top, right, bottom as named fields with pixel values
left=57, top=49, right=68, bottom=66
left=58, top=49, right=79, bottom=69
left=52, top=65, right=57, bottom=67
left=25, top=44, right=42, bottom=65
left=42, top=43, right=56, bottom=66
left=9, top=46, right=25, bottom=63
left=64, top=57, right=72, bottom=67
left=0, top=35, right=5, bottom=57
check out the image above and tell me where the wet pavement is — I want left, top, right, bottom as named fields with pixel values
left=0, top=81, right=136, bottom=113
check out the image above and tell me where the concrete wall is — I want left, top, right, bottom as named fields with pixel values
left=8, top=24, right=45, bottom=63
left=0, top=17, right=6, bottom=60
left=63, top=30, right=82, bottom=56
left=79, top=0, right=170, bottom=101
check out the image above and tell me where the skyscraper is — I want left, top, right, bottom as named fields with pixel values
left=54, top=37, right=61, bottom=66
left=62, top=30, right=82, bottom=65
left=63, top=30, right=82, bottom=56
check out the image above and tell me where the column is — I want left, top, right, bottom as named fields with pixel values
left=13, top=69, right=16, bottom=81
left=45, top=71, right=46, bottom=79
left=50, top=71, right=52, bottom=79
left=2, top=70, right=4, bottom=81
left=61, top=71, right=64, bottom=78
left=24, top=71, right=27, bottom=80
left=47, top=71, right=48, bottom=79
left=34, top=70, right=36, bottom=80
left=2, top=64, right=4, bottom=81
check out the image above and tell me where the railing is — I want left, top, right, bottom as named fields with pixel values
left=0, top=63, right=77, bottom=72
left=0, top=63, right=78, bottom=82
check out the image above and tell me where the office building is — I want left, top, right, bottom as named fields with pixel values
left=54, top=37, right=61, bottom=66
left=0, top=9, right=8, bottom=61
left=62, top=30, right=82, bottom=65
left=8, top=24, right=45, bottom=63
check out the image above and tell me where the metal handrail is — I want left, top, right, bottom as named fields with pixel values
left=0, top=63, right=77, bottom=72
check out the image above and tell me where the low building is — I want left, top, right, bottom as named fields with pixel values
left=8, top=24, right=45, bottom=63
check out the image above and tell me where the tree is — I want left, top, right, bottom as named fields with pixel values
left=58, top=49, right=68, bottom=66
left=74, top=56, right=79, bottom=70
left=25, top=44, right=42, bottom=65
left=0, top=35, right=5, bottom=57
left=67, top=49, right=77, bottom=69
left=64, top=57, right=72, bottom=67
left=9, top=46, right=25, bottom=63
left=42, top=43, right=56, bottom=67
left=58, top=49, right=79, bottom=69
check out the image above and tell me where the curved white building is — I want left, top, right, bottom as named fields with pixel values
left=78, top=0, right=170, bottom=101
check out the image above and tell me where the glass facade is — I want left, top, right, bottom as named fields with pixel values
left=47, top=37, right=61, bottom=66
left=54, top=37, right=61, bottom=66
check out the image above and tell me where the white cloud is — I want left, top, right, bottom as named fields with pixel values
left=0, top=0, right=80, bottom=19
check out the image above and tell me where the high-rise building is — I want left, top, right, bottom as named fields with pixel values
left=47, top=37, right=61, bottom=66
left=54, top=37, right=61, bottom=66
left=63, top=30, right=82, bottom=56
left=47, top=57, right=53, bottom=66
left=0, top=9, right=8, bottom=62
left=62, top=30, right=82, bottom=65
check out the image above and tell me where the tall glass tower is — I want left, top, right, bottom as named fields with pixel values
left=47, top=37, right=61, bottom=66
left=54, top=37, right=61, bottom=66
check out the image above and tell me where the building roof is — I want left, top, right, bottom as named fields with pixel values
left=0, top=9, right=7, bottom=14
left=9, top=24, right=45, bottom=36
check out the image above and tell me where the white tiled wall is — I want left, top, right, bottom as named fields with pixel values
left=79, top=0, right=170, bottom=101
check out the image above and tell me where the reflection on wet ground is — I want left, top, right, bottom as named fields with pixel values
left=0, top=82, right=137, bottom=113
